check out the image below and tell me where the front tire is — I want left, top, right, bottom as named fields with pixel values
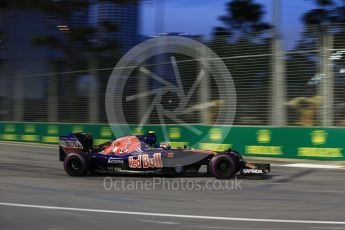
left=209, top=154, right=236, bottom=179
left=63, top=153, right=90, bottom=176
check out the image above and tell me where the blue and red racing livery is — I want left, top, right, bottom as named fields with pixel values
left=59, top=131, right=270, bottom=179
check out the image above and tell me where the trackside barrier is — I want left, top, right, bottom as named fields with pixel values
left=0, top=122, right=344, bottom=160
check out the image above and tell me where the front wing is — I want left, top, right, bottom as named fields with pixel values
left=240, top=163, right=270, bottom=175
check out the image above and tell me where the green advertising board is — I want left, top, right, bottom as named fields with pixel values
left=0, top=122, right=344, bottom=160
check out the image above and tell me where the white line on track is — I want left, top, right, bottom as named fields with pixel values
left=1, top=202, right=345, bottom=225
left=311, top=227, right=345, bottom=230
left=272, top=163, right=345, bottom=169
left=139, top=219, right=178, bottom=225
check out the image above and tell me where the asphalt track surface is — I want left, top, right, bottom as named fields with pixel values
left=1, top=142, right=345, bottom=230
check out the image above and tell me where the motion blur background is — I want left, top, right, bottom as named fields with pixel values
left=0, top=0, right=344, bottom=127
left=3, top=2, right=345, bottom=229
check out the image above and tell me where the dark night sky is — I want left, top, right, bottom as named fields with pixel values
left=141, top=0, right=316, bottom=47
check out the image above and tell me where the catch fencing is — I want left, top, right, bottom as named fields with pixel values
left=0, top=26, right=345, bottom=127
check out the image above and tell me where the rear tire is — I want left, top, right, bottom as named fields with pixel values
left=209, top=154, right=236, bottom=179
left=63, top=153, right=90, bottom=176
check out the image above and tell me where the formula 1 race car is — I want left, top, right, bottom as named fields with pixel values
left=59, top=131, right=270, bottom=179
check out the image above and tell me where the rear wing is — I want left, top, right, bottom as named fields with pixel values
left=59, top=133, right=93, bottom=161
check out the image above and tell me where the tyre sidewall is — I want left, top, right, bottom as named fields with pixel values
left=63, top=153, right=90, bottom=176
left=209, top=154, right=236, bottom=179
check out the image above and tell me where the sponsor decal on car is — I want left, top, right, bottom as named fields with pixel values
left=242, top=168, right=263, bottom=174
left=60, top=139, right=83, bottom=149
left=128, top=153, right=163, bottom=169
left=107, top=157, right=124, bottom=164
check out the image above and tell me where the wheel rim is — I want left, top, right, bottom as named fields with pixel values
left=212, top=158, right=233, bottom=179
left=217, top=160, right=230, bottom=174
left=71, top=159, right=81, bottom=171
left=68, top=157, right=83, bottom=174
